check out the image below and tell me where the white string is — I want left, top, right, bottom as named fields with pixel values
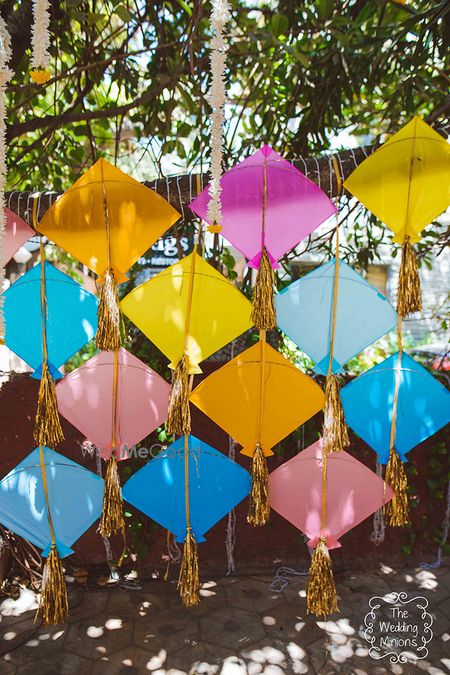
left=420, top=480, right=450, bottom=570
left=269, top=566, right=308, bottom=593
left=94, top=445, right=117, bottom=568
left=370, top=461, right=386, bottom=546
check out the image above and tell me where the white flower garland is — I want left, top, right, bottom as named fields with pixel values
left=31, top=0, right=51, bottom=82
left=206, top=0, right=231, bottom=231
left=0, top=18, right=12, bottom=339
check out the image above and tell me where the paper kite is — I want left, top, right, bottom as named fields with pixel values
left=38, top=158, right=180, bottom=350
left=2, top=208, right=34, bottom=266
left=190, top=145, right=336, bottom=329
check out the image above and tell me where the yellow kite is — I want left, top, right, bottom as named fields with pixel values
left=38, top=159, right=180, bottom=350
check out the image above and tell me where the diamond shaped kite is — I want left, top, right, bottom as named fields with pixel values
left=56, top=347, right=170, bottom=460
left=276, top=258, right=398, bottom=375
left=341, top=352, right=450, bottom=464
left=2, top=208, right=34, bottom=265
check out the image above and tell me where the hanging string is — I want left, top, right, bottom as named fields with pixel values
left=322, top=156, right=349, bottom=455
left=247, top=330, right=270, bottom=526
left=420, top=480, right=450, bottom=570
left=177, top=432, right=200, bottom=606
left=370, top=461, right=386, bottom=545
left=34, top=210, right=64, bottom=448
left=384, top=314, right=409, bottom=527
left=100, top=350, right=125, bottom=537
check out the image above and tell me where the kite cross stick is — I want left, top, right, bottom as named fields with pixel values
left=322, top=156, right=350, bottom=455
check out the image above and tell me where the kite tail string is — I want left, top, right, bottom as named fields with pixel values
left=307, top=445, right=339, bottom=617
left=251, top=155, right=276, bottom=330
left=178, top=432, right=200, bottom=607
left=100, top=350, right=125, bottom=538
left=34, top=213, right=64, bottom=448
left=247, top=330, right=270, bottom=526
left=95, top=161, right=122, bottom=352
left=370, top=461, right=386, bottom=545
left=35, top=444, right=68, bottom=625
left=384, top=315, right=409, bottom=527
left=397, top=121, right=422, bottom=318
left=322, top=156, right=349, bottom=455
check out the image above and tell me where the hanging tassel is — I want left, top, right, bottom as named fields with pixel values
left=307, top=537, right=339, bottom=617
left=397, top=236, right=422, bottom=318
left=99, top=457, right=124, bottom=538
left=177, top=527, right=200, bottom=607
left=384, top=447, right=409, bottom=527
left=34, top=362, right=64, bottom=448
left=247, top=443, right=270, bottom=526
left=322, top=375, right=350, bottom=455
left=166, top=356, right=191, bottom=436
left=36, top=545, right=68, bottom=625
left=207, top=221, right=222, bottom=234
left=96, top=269, right=121, bottom=352
left=251, top=248, right=276, bottom=330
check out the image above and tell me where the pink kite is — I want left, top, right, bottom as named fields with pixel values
left=2, top=208, right=34, bottom=266
left=189, top=145, right=336, bottom=268
left=56, top=348, right=170, bottom=459
left=269, top=439, right=394, bottom=549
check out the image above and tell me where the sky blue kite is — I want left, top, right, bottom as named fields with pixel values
left=123, top=435, right=251, bottom=543
left=2, top=262, right=98, bottom=379
left=341, top=352, right=450, bottom=463
left=0, top=446, right=104, bottom=557
left=275, top=258, right=398, bottom=374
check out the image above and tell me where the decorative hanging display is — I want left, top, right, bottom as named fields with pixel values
left=1, top=208, right=34, bottom=266
left=269, top=439, right=394, bottom=616
left=344, top=117, right=450, bottom=318
left=190, top=339, right=324, bottom=526
left=3, top=254, right=98, bottom=447
left=0, top=446, right=104, bottom=623
left=0, top=18, right=12, bottom=342
left=123, top=434, right=251, bottom=606
left=37, top=158, right=180, bottom=351
left=121, top=251, right=253, bottom=435
left=205, top=0, right=231, bottom=233
left=190, top=145, right=336, bottom=329
left=30, top=0, right=52, bottom=83
left=56, top=348, right=170, bottom=536
left=341, top=352, right=450, bottom=525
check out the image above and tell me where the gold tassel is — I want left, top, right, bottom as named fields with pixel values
left=247, top=443, right=270, bottom=526
left=99, top=457, right=124, bottom=538
left=384, top=448, right=409, bottom=527
left=207, top=221, right=222, bottom=234
left=322, top=375, right=350, bottom=455
left=30, top=68, right=51, bottom=84
left=397, top=237, right=422, bottom=318
left=307, top=537, right=339, bottom=617
left=34, top=362, right=64, bottom=448
left=36, top=545, right=68, bottom=625
left=95, top=269, right=122, bottom=352
left=251, top=248, right=276, bottom=330
left=166, top=356, right=191, bottom=436
left=177, top=527, right=200, bottom=607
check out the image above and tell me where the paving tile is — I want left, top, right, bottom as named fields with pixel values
left=168, top=641, right=235, bottom=674
left=240, top=638, right=311, bottom=675
left=224, top=577, right=285, bottom=614
left=67, top=589, right=109, bottom=623
left=199, top=606, right=265, bottom=650
left=64, top=616, right=134, bottom=661
left=133, top=608, right=200, bottom=653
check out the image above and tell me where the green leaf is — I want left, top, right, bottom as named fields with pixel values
left=115, top=5, right=132, bottom=22
left=317, top=0, right=334, bottom=21
left=271, top=14, right=289, bottom=37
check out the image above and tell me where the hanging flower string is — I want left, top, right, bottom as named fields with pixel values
left=0, top=18, right=12, bottom=342
left=31, top=0, right=51, bottom=84
left=206, top=0, right=231, bottom=234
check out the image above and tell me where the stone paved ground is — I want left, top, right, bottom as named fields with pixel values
left=0, top=564, right=448, bottom=674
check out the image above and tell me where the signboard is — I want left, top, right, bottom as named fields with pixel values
left=134, top=235, right=194, bottom=284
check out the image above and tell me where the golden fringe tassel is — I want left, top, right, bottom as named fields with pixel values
left=397, top=237, right=422, bottom=318
left=34, top=363, right=64, bottom=448
left=166, top=356, right=191, bottom=436
left=36, top=545, right=68, bottom=625
left=96, top=269, right=122, bottom=352
left=322, top=375, right=350, bottom=455
left=307, top=537, right=339, bottom=617
left=247, top=443, right=270, bottom=526
left=251, top=248, right=276, bottom=330
left=99, top=457, right=125, bottom=538
left=178, top=528, right=200, bottom=607
left=384, top=448, right=409, bottom=527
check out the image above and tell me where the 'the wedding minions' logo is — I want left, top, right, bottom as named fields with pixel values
left=364, top=592, right=433, bottom=663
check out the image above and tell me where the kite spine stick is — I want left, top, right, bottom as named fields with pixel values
left=178, top=434, right=200, bottom=607
left=322, top=156, right=349, bottom=455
